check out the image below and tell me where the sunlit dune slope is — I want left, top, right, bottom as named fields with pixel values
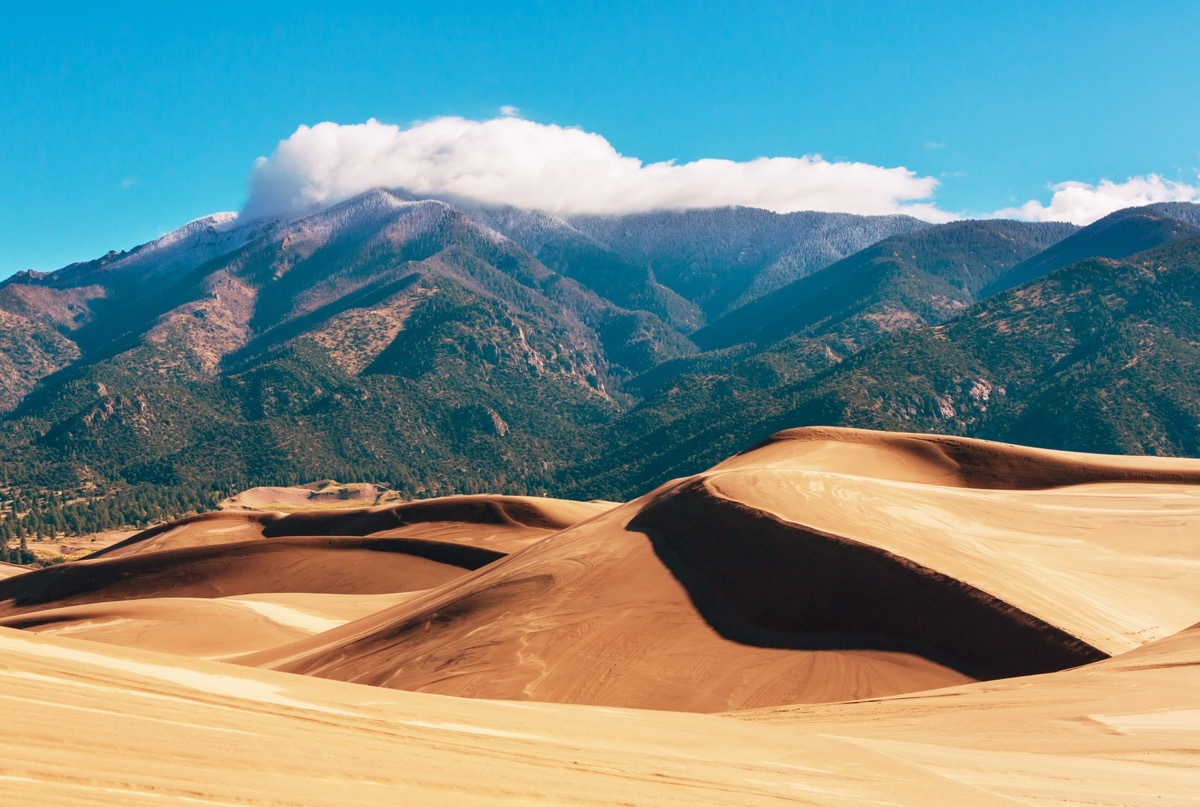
left=0, top=561, right=27, bottom=580
left=0, top=495, right=614, bottom=658
left=91, top=512, right=274, bottom=558
left=0, top=592, right=413, bottom=659
left=717, top=425, right=1200, bottom=488
left=237, top=427, right=1200, bottom=712
left=4, top=619, right=1200, bottom=805
left=727, top=622, right=1200, bottom=805
left=708, top=427, right=1200, bottom=653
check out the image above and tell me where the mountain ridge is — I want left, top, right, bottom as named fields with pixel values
left=3, top=196, right=1200, bottom=542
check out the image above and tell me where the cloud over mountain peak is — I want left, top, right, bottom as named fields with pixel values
left=993, top=175, right=1200, bottom=225
left=242, top=116, right=949, bottom=222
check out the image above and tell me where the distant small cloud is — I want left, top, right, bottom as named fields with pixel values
left=992, top=174, right=1200, bottom=225
left=924, top=141, right=946, bottom=150
left=499, top=105, right=521, bottom=118
left=242, top=116, right=952, bottom=222
left=119, top=176, right=138, bottom=189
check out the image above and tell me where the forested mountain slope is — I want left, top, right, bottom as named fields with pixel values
left=565, top=235, right=1200, bottom=498
left=3, top=198, right=1199, bottom=539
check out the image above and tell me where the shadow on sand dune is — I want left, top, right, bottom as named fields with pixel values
left=628, top=477, right=1107, bottom=681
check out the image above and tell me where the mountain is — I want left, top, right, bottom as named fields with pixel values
left=695, top=218, right=1079, bottom=351
left=0, top=194, right=940, bottom=523
left=0, top=190, right=668, bottom=505
left=455, top=204, right=705, bottom=336
left=4, top=196, right=1200, bottom=536
left=797, top=234, right=1200, bottom=455
left=562, top=219, right=1078, bottom=496
left=464, top=204, right=931, bottom=333
left=566, top=207, right=930, bottom=319
left=982, top=203, right=1200, bottom=295
left=565, top=234, right=1200, bottom=499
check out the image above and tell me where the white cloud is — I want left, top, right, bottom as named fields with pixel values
left=498, top=105, right=521, bottom=118
left=993, top=174, right=1200, bottom=226
left=242, top=116, right=951, bottom=222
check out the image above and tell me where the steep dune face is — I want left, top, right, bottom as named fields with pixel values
left=239, top=427, right=1200, bottom=712
left=710, top=428, right=1200, bottom=653
left=628, top=477, right=1104, bottom=679
left=240, top=504, right=977, bottom=712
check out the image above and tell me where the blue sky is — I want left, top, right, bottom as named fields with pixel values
left=3, top=1, right=1199, bottom=276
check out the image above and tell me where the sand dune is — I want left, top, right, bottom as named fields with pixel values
left=2, top=427, right=1199, bottom=801
left=240, top=505, right=977, bottom=710
left=91, top=493, right=613, bottom=561
left=7, top=429, right=1198, bottom=715
left=0, top=495, right=611, bottom=658
left=3, top=619, right=1199, bottom=805
left=91, top=512, right=273, bottom=558
left=261, top=493, right=617, bottom=552
left=0, top=591, right=414, bottom=659
left=729, top=622, right=1200, bottom=804
left=723, top=425, right=1200, bottom=488
left=219, top=481, right=396, bottom=511
left=0, top=561, right=27, bottom=580
left=228, top=428, right=1200, bottom=712
left=0, top=536, right=503, bottom=617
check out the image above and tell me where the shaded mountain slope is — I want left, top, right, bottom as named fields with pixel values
left=461, top=204, right=704, bottom=336
left=696, top=218, right=1078, bottom=352
left=568, top=207, right=930, bottom=318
